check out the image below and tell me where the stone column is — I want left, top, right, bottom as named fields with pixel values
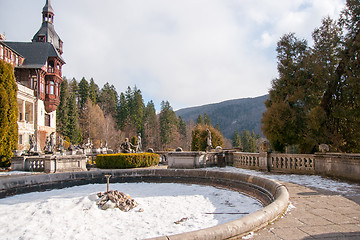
left=21, top=100, right=26, bottom=122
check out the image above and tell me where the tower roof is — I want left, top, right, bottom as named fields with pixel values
left=33, top=0, right=63, bottom=55
left=42, top=0, right=54, bottom=14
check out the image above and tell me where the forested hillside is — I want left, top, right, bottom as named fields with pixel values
left=176, top=95, right=268, bottom=139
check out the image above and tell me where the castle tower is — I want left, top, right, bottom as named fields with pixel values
left=32, top=0, right=63, bottom=55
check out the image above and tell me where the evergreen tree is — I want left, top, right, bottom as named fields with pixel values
left=338, top=0, right=360, bottom=152
left=240, top=130, right=257, bottom=152
left=0, top=61, right=18, bottom=167
left=143, top=100, right=158, bottom=149
left=57, top=77, right=70, bottom=136
left=117, top=92, right=128, bottom=130
left=99, top=82, right=118, bottom=117
left=196, top=114, right=205, bottom=126
left=159, top=100, right=178, bottom=149
left=89, top=78, right=99, bottom=104
left=70, top=78, right=79, bottom=104
left=130, top=86, right=145, bottom=134
left=66, top=92, right=82, bottom=144
left=203, top=113, right=212, bottom=126
left=262, top=33, right=309, bottom=152
left=262, top=2, right=360, bottom=153
left=78, top=77, right=89, bottom=110
left=232, top=131, right=241, bottom=148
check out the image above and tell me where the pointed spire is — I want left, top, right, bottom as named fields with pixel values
left=43, top=0, right=54, bottom=15
left=42, top=0, right=54, bottom=24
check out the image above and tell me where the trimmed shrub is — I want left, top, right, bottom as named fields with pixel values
left=95, top=153, right=160, bottom=169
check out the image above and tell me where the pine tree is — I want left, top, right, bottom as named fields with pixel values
left=203, top=113, right=212, bottom=126
left=117, top=92, right=128, bottom=130
left=159, top=101, right=178, bottom=149
left=240, top=130, right=257, bottom=153
left=130, top=86, right=145, bottom=134
left=232, top=131, right=241, bottom=148
left=143, top=100, right=158, bottom=149
left=0, top=60, right=18, bottom=167
left=78, top=77, right=89, bottom=110
left=99, top=82, right=118, bottom=117
left=66, top=92, right=82, bottom=144
left=57, top=77, right=70, bottom=136
left=89, top=78, right=99, bottom=104
left=196, top=114, right=205, bottom=125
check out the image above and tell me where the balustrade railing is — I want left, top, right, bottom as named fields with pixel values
left=232, top=152, right=315, bottom=174
left=29, top=159, right=45, bottom=172
left=233, top=152, right=261, bottom=169
left=270, top=154, right=315, bottom=173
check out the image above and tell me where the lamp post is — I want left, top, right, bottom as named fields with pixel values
left=104, top=175, right=111, bottom=193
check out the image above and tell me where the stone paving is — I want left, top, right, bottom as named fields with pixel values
left=247, top=181, right=360, bottom=240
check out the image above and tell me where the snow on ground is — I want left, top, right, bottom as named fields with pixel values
left=0, top=182, right=262, bottom=240
left=205, top=167, right=360, bottom=196
left=1, top=167, right=359, bottom=239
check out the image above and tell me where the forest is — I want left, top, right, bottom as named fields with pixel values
left=56, top=78, right=192, bottom=151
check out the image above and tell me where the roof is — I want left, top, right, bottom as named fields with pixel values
left=43, top=0, right=54, bottom=14
left=0, top=41, right=24, bottom=58
left=3, top=41, right=65, bottom=69
left=32, top=22, right=62, bottom=51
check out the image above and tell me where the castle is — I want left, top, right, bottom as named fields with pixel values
left=0, top=0, right=64, bottom=152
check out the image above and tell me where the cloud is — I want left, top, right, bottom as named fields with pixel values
left=1, top=0, right=346, bottom=110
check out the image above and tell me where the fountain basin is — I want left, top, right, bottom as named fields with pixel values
left=0, top=169, right=289, bottom=239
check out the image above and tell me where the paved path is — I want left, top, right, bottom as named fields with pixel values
left=249, top=181, right=360, bottom=240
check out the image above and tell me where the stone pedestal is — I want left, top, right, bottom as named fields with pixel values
left=167, top=151, right=206, bottom=169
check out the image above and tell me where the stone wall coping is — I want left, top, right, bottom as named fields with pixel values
left=0, top=169, right=289, bottom=239
left=167, top=151, right=206, bottom=156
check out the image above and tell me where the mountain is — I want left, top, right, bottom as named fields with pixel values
left=176, top=95, right=268, bottom=139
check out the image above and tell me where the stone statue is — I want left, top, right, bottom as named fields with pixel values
left=206, top=128, right=213, bottom=151
left=319, top=144, right=329, bottom=153
left=57, top=135, right=64, bottom=151
left=28, top=134, right=36, bottom=153
left=50, top=132, right=56, bottom=152
left=120, top=138, right=134, bottom=153
left=85, top=138, right=93, bottom=149
left=136, top=133, right=142, bottom=153
left=44, top=132, right=56, bottom=153
left=44, top=136, right=50, bottom=152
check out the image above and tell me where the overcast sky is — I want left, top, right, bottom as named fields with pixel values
left=0, top=0, right=346, bottom=110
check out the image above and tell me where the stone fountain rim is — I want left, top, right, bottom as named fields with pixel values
left=0, top=169, right=289, bottom=240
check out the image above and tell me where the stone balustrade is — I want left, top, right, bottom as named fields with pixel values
left=269, top=153, right=315, bottom=174
left=229, top=151, right=360, bottom=182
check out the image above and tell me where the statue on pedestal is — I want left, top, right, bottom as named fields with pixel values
left=206, top=128, right=213, bottom=152
left=28, top=134, right=36, bottom=153
left=136, top=133, right=142, bottom=153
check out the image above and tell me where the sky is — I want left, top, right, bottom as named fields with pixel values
left=0, top=0, right=346, bottom=110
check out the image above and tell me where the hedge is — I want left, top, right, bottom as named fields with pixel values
left=95, top=153, right=160, bottom=169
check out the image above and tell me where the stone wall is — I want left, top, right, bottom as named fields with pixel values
left=230, top=152, right=360, bottom=182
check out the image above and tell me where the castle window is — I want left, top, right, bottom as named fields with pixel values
left=45, top=114, right=51, bottom=127
left=38, top=35, right=46, bottom=42
left=40, top=81, right=45, bottom=94
left=50, top=81, right=55, bottom=94
left=19, top=135, right=23, bottom=145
